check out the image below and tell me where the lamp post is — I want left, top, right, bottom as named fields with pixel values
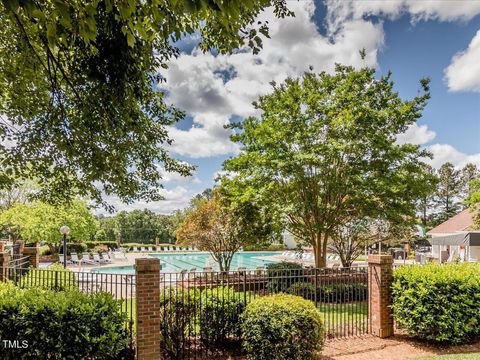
left=60, top=226, right=70, bottom=268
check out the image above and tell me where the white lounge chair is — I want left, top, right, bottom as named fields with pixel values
left=92, top=253, right=104, bottom=264
left=82, top=253, right=95, bottom=265
left=140, top=247, right=146, bottom=252
left=101, top=253, right=112, bottom=263
left=59, top=253, right=73, bottom=265
left=133, top=247, right=139, bottom=252
left=71, top=253, right=81, bottom=265
left=148, top=246, right=153, bottom=252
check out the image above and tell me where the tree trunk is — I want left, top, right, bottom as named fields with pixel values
left=314, top=233, right=327, bottom=268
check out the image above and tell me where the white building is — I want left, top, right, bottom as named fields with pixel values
left=427, top=209, right=479, bottom=262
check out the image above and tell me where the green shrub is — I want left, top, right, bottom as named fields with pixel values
left=243, top=243, right=286, bottom=251
left=241, top=294, right=324, bottom=360
left=199, top=287, right=248, bottom=346
left=392, top=263, right=480, bottom=344
left=266, top=262, right=304, bottom=293
left=287, top=282, right=368, bottom=303
left=159, top=288, right=199, bottom=359
left=0, top=282, right=131, bottom=359
left=318, top=283, right=367, bottom=303
left=287, top=282, right=317, bottom=300
left=266, top=243, right=286, bottom=251
left=85, top=241, right=118, bottom=250
left=67, top=242, right=88, bottom=254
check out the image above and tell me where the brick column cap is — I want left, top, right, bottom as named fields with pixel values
left=135, top=258, right=160, bottom=272
left=368, top=254, right=393, bottom=265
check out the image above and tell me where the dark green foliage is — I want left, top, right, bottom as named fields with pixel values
left=392, top=263, right=480, bottom=344
left=266, top=262, right=304, bottom=293
left=287, top=282, right=368, bottom=303
left=84, top=241, right=117, bottom=250
left=287, top=281, right=317, bottom=300
left=241, top=294, right=324, bottom=360
left=199, top=287, right=248, bottom=346
left=0, top=283, right=130, bottom=359
left=243, top=243, right=286, bottom=251
left=159, top=288, right=199, bottom=359
left=0, top=0, right=291, bottom=207
left=68, top=242, right=88, bottom=254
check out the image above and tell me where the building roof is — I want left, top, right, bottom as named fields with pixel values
left=427, top=209, right=474, bottom=236
left=429, top=231, right=480, bottom=246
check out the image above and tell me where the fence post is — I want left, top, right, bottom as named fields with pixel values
left=135, top=258, right=161, bottom=360
left=23, top=243, right=40, bottom=268
left=0, top=242, right=11, bottom=282
left=368, top=254, right=394, bottom=338
left=16, top=240, right=25, bottom=255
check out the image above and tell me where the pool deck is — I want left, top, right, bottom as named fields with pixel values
left=58, top=251, right=413, bottom=273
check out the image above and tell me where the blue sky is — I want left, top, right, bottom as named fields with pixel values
left=112, top=0, right=480, bottom=214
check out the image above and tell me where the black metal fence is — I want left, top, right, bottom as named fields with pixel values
left=8, top=255, right=30, bottom=269
left=5, top=265, right=369, bottom=359
left=6, top=267, right=136, bottom=351
left=158, top=266, right=369, bottom=359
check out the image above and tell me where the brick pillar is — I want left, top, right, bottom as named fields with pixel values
left=23, top=244, right=40, bottom=268
left=368, top=254, right=394, bottom=338
left=0, top=250, right=11, bottom=282
left=135, top=258, right=161, bottom=360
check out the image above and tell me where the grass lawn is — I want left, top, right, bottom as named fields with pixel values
left=416, top=354, right=480, bottom=359
left=122, top=297, right=368, bottom=336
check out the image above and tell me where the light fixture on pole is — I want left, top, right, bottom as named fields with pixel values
left=60, top=226, right=70, bottom=268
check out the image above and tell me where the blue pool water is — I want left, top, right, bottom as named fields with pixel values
left=91, top=251, right=280, bottom=275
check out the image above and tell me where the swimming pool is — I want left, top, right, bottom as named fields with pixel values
left=91, top=251, right=281, bottom=275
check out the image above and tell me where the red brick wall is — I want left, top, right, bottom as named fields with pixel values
left=368, top=255, right=394, bottom=338
left=0, top=251, right=10, bottom=282
left=135, top=258, right=161, bottom=359
left=23, top=244, right=39, bottom=268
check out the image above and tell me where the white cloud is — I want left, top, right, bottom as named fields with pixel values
left=427, top=144, right=480, bottom=169
left=97, top=186, right=193, bottom=215
left=325, top=0, right=480, bottom=35
left=163, top=1, right=384, bottom=158
left=396, top=124, right=436, bottom=145
left=157, top=164, right=200, bottom=184
left=444, top=30, right=480, bottom=92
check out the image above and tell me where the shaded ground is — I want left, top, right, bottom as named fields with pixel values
left=321, top=335, right=480, bottom=360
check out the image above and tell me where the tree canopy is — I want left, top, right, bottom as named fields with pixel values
left=223, top=65, right=434, bottom=267
left=176, top=191, right=278, bottom=271
left=0, top=0, right=292, bottom=208
left=0, top=200, right=98, bottom=252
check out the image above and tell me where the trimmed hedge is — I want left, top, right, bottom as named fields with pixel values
left=199, top=287, right=248, bottom=346
left=266, top=262, right=304, bottom=293
left=159, top=287, right=248, bottom=355
left=392, top=263, right=480, bottom=344
left=286, top=282, right=367, bottom=303
left=159, top=288, right=198, bottom=359
left=0, top=283, right=131, bottom=359
left=241, top=294, right=324, bottom=360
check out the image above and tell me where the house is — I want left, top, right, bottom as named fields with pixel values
left=427, top=209, right=479, bottom=262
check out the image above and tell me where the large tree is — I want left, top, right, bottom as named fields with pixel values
left=434, top=162, right=463, bottom=222
left=176, top=192, right=278, bottom=272
left=223, top=65, right=433, bottom=268
left=466, top=175, right=480, bottom=229
left=0, top=0, right=292, bottom=208
left=0, top=200, right=98, bottom=253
